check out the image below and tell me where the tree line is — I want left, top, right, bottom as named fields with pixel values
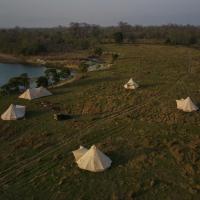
left=0, top=22, right=200, bottom=55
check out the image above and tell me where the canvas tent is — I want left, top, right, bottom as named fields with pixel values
left=72, top=146, right=88, bottom=161
left=19, top=87, right=52, bottom=100
left=124, top=78, right=139, bottom=90
left=176, top=97, right=199, bottom=112
left=76, top=145, right=112, bottom=172
left=1, top=104, right=25, bottom=120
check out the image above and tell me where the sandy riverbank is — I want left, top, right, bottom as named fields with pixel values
left=0, top=53, right=82, bottom=69
left=0, top=53, right=25, bottom=64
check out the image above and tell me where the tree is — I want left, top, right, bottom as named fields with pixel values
left=19, top=73, right=30, bottom=88
left=20, top=42, right=47, bottom=55
left=45, top=68, right=60, bottom=83
left=0, top=84, right=11, bottom=95
left=113, top=32, right=124, bottom=43
left=58, top=68, right=71, bottom=79
left=118, top=21, right=132, bottom=33
left=36, top=76, right=48, bottom=87
left=0, top=73, right=30, bottom=95
left=7, top=74, right=29, bottom=91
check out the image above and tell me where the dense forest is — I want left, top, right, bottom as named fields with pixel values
left=0, top=22, right=200, bottom=55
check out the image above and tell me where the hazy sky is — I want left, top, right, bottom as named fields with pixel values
left=0, top=0, right=200, bottom=27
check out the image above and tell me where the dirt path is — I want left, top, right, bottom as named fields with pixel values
left=49, top=73, right=83, bottom=88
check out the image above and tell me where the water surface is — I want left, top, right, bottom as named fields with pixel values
left=0, top=63, right=46, bottom=86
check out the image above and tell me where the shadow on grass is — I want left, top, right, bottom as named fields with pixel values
left=25, top=110, right=47, bottom=119
left=140, top=83, right=163, bottom=89
left=53, top=114, right=81, bottom=121
left=196, top=104, right=200, bottom=109
left=49, top=87, right=75, bottom=97
left=108, top=151, right=131, bottom=168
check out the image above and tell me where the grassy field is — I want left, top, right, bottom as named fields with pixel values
left=0, top=44, right=200, bottom=200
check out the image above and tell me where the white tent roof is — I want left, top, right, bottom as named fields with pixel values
left=72, top=146, right=88, bottom=162
left=1, top=104, right=25, bottom=120
left=76, top=145, right=112, bottom=172
left=176, top=97, right=199, bottom=112
left=19, top=86, right=52, bottom=100
left=124, top=78, right=139, bottom=90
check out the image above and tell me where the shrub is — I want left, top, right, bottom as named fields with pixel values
left=45, top=68, right=60, bottom=83
left=36, top=76, right=49, bottom=87
left=58, top=68, right=71, bottom=79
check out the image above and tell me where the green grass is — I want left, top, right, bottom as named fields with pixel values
left=0, top=44, right=200, bottom=200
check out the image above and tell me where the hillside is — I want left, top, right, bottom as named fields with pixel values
left=0, top=44, right=200, bottom=200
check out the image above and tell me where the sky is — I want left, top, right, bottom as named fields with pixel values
left=0, top=0, right=200, bottom=28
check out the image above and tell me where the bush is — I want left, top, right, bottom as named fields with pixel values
left=0, top=73, right=30, bottom=95
left=45, top=68, right=60, bottom=83
left=0, top=84, right=11, bottom=95
left=36, top=76, right=49, bottom=87
left=58, top=68, right=71, bottom=79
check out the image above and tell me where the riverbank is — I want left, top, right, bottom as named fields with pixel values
left=0, top=52, right=86, bottom=69
left=0, top=50, right=112, bottom=88
left=0, top=53, right=25, bottom=64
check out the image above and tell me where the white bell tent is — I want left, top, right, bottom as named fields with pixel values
left=1, top=104, right=26, bottom=120
left=176, top=97, right=199, bottom=112
left=76, top=145, right=112, bottom=172
left=72, top=146, right=88, bottom=162
left=124, top=78, right=139, bottom=90
left=19, top=86, right=52, bottom=100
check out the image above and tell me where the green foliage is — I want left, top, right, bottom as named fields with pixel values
left=8, top=74, right=29, bottom=88
left=58, top=68, right=71, bottom=79
left=44, top=67, right=71, bottom=85
left=0, top=25, right=97, bottom=55
left=36, top=76, right=49, bottom=87
left=113, top=32, right=124, bottom=43
left=0, top=84, right=11, bottom=95
left=20, top=42, right=47, bottom=55
left=0, top=24, right=200, bottom=56
left=44, top=68, right=60, bottom=83
left=0, top=73, right=30, bottom=95
left=165, top=30, right=198, bottom=45
left=45, top=68, right=57, bottom=78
